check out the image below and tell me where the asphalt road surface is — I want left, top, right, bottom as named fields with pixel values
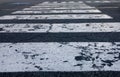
left=0, top=0, right=120, bottom=77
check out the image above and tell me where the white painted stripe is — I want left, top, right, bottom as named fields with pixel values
left=35, top=4, right=86, bottom=7
left=49, top=23, right=120, bottom=32
left=12, top=9, right=101, bottom=14
left=86, top=0, right=120, bottom=3
left=0, top=23, right=119, bottom=33
left=61, top=1, right=67, bottom=4
left=0, top=24, right=50, bottom=32
left=23, top=7, right=96, bottom=10
left=98, top=7, right=119, bottom=9
left=30, top=4, right=87, bottom=8
left=30, top=4, right=90, bottom=8
left=0, top=14, right=112, bottom=20
left=0, top=42, right=120, bottom=72
left=34, top=4, right=87, bottom=7
left=41, top=1, right=49, bottom=4
left=38, top=1, right=84, bottom=5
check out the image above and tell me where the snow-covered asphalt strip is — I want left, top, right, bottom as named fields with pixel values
left=0, top=1, right=120, bottom=72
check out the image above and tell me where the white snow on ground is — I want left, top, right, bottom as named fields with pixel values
left=0, top=42, right=120, bottom=72
left=0, top=23, right=120, bottom=33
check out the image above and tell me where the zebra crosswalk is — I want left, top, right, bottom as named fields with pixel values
left=0, top=1, right=120, bottom=72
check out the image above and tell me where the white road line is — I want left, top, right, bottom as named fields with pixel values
left=24, top=2, right=94, bottom=10
left=30, top=4, right=91, bottom=8
left=0, top=14, right=112, bottom=19
left=0, top=23, right=119, bottom=33
left=39, top=1, right=83, bottom=5
left=30, top=5, right=88, bottom=8
left=86, top=0, right=120, bottom=3
left=0, top=42, right=120, bottom=72
left=32, top=4, right=90, bottom=7
left=41, top=1, right=49, bottom=4
left=29, top=3, right=92, bottom=9
left=12, top=9, right=101, bottom=14
left=23, top=7, right=96, bottom=10
left=0, top=24, right=50, bottom=32
left=68, top=1, right=75, bottom=3
left=97, top=7, right=119, bottom=9
left=35, top=4, right=87, bottom=7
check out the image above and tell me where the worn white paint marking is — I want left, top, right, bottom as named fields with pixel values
left=12, top=9, right=101, bottom=14
left=30, top=5, right=88, bottom=8
left=23, top=7, right=96, bottom=10
left=27, top=3, right=91, bottom=8
left=69, top=1, right=75, bottom=3
left=35, top=4, right=87, bottom=7
left=27, top=2, right=93, bottom=9
left=86, top=0, right=120, bottom=3
left=0, top=23, right=120, bottom=33
left=49, top=23, right=120, bottom=32
left=0, top=14, right=112, bottom=20
left=61, top=1, right=67, bottom=4
left=0, top=42, right=120, bottom=72
left=38, top=1, right=83, bottom=5
left=0, top=24, right=50, bottom=32
left=41, top=1, right=49, bottom=4
left=98, top=7, right=119, bottom=9
left=28, top=4, right=92, bottom=8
